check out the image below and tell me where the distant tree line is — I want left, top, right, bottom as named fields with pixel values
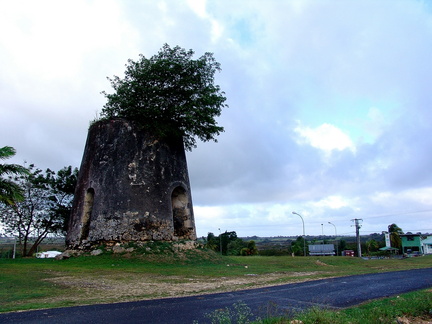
left=203, top=231, right=258, bottom=256
left=254, top=225, right=406, bottom=257
left=201, top=231, right=406, bottom=257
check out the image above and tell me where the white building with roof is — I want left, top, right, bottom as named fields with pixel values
left=422, top=236, right=432, bottom=254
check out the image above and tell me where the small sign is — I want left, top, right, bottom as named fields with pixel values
left=383, top=231, right=391, bottom=247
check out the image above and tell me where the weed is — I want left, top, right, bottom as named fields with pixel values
left=195, top=301, right=256, bottom=324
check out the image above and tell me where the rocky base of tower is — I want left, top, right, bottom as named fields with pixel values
left=56, top=240, right=201, bottom=260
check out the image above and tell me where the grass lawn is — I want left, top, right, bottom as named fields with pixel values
left=1, top=246, right=431, bottom=318
left=257, top=289, right=432, bottom=324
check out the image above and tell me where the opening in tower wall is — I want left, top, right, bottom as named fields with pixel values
left=171, top=186, right=191, bottom=237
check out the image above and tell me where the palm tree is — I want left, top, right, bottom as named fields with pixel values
left=0, top=146, right=28, bottom=205
left=365, top=239, right=379, bottom=255
left=388, top=223, right=404, bottom=250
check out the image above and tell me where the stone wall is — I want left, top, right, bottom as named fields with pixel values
left=66, top=118, right=196, bottom=248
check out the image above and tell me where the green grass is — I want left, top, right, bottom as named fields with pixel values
left=1, top=260, right=70, bottom=311
left=1, top=249, right=431, bottom=314
left=196, top=289, right=432, bottom=323
left=256, top=289, right=432, bottom=324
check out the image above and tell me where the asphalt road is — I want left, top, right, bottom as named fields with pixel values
left=1, top=267, right=432, bottom=324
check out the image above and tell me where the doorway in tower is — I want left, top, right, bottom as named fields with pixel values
left=171, top=186, right=192, bottom=238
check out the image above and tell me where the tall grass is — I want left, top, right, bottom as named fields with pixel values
left=257, top=289, right=432, bottom=324
left=195, top=290, right=432, bottom=323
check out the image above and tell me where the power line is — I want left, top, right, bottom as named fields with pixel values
left=360, top=209, right=432, bottom=220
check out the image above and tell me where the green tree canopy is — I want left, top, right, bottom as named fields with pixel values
left=291, top=236, right=307, bottom=256
left=0, top=165, right=78, bottom=256
left=100, top=44, right=228, bottom=151
left=388, top=223, right=404, bottom=250
left=0, top=146, right=28, bottom=205
left=365, top=239, right=379, bottom=255
left=205, top=231, right=239, bottom=255
left=205, top=232, right=218, bottom=251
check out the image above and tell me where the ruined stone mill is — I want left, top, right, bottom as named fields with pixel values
left=66, top=118, right=196, bottom=248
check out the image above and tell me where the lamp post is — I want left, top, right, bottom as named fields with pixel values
left=388, top=224, right=392, bottom=248
left=328, top=222, right=338, bottom=256
left=321, top=224, right=324, bottom=254
left=292, top=212, right=306, bottom=256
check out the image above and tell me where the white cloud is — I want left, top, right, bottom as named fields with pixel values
left=186, top=0, right=207, bottom=18
left=294, top=123, right=356, bottom=154
left=186, top=0, right=223, bottom=42
left=371, top=188, right=432, bottom=207
left=0, top=0, right=139, bottom=81
left=312, top=196, right=349, bottom=209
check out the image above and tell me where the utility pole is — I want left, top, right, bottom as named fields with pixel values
left=351, top=218, right=363, bottom=257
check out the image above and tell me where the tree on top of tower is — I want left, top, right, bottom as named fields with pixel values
left=100, top=44, right=228, bottom=151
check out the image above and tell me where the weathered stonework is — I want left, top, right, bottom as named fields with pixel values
left=66, top=118, right=196, bottom=249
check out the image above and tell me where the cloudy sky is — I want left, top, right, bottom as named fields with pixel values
left=2, top=0, right=432, bottom=238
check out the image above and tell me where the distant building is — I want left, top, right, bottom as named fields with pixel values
left=308, top=244, right=335, bottom=256
left=421, top=236, right=432, bottom=254
left=342, top=250, right=355, bottom=257
left=400, top=233, right=432, bottom=255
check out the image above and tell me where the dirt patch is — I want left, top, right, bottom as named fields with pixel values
left=315, top=260, right=331, bottom=266
left=40, top=271, right=323, bottom=304
left=396, top=315, right=432, bottom=323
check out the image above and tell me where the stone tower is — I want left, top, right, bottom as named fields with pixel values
left=66, top=118, right=196, bottom=248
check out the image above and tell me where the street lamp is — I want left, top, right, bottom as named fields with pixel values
left=328, top=222, right=338, bottom=256
left=292, top=212, right=306, bottom=256
left=321, top=224, right=324, bottom=249
left=328, top=222, right=337, bottom=235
